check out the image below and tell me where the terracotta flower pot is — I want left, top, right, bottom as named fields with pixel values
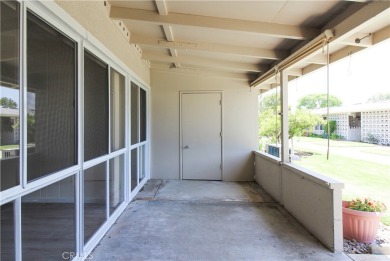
left=342, top=201, right=382, bottom=243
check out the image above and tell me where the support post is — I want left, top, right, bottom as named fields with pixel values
left=280, top=70, right=290, bottom=163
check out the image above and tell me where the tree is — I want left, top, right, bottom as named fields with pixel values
left=259, top=92, right=279, bottom=112
left=0, top=97, right=18, bottom=109
left=289, top=110, right=323, bottom=146
left=259, top=109, right=280, bottom=143
left=259, top=92, right=323, bottom=148
left=297, top=93, right=342, bottom=110
left=367, top=92, right=390, bottom=102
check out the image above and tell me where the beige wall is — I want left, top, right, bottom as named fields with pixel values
left=55, top=1, right=150, bottom=85
left=254, top=151, right=344, bottom=252
left=151, top=71, right=258, bottom=181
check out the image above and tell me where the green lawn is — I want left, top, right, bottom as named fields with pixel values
left=0, top=144, right=19, bottom=150
left=293, top=138, right=390, bottom=225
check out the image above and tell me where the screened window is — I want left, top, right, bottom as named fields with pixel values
left=22, top=175, right=76, bottom=259
left=109, top=155, right=125, bottom=215
left=131, top=83, right=139, bottom=145
left=110, top=68, right=125, bottom=151
left=1, top=202, right=15, bottom=261
left=140, top=88, right=147, bottom=142
left=1, top=0, right=20, bottom=191
left=84, top=162, right=107, bottom=244
left=84, top=51, right=108, bottom=161
left=27, top=11, right=77, bottom=182
left=131, top=148, right=137, bottom=191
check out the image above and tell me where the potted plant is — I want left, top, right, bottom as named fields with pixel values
left=342, top=198, right=387, bottom=243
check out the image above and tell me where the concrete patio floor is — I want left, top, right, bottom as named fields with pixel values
left=91, top=180, right=349, bottom=261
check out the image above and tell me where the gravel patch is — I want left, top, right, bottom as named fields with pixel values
left=344, top=223, right=390, bottom=254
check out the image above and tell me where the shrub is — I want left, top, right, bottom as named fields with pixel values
left=365, top=133, right=379, bottom=144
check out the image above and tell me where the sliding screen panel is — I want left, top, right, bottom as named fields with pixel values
left=1, top=0, right=20, bottom=191
left=22, top=175, right=76, bottom=260
left=131, top=148, right=138, bottom=191
left=140, top=88, right=147, bottom=142
left=1, top=202, right=15, bottom=261
left=26, top=11, right=77, bottom=182
left=84, top=162, right=107, bottom=244
left=109, top=154, right=124, bottom=215
left=84, top=51, right=108, bottom=161
left=139, top=145, right=146, bottom=184
left=110, top=68, right=125, bottom=152
left=130, top=83, right=139, bottom=145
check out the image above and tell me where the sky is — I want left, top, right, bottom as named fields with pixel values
left=287, top=39, right=390, bottom=108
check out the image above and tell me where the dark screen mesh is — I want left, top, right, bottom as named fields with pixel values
left=27, top=11, right=77, bottom=182
left=131, top=83, right=139, bottom=145
left=84, top=51, right=108, bottom=161
left=140, top=88, right=147, bottom=142
left=0, top=1, right=20, bottom=191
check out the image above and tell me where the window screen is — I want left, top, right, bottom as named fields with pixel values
left=1, top=0, right=20, bottom=191
left=27, top=11, right=77, bottom=182
left=140, top=88, right=147, bottom=142
left=131, top=83, right=139, bottom=145
left=84, top=51, right=108, bottom=161
left=110, top=68, right=125, bottom=151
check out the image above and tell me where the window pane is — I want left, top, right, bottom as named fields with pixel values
left=131, top=83, right=139, bottom=145
left=258, top=89, right=281, bottom=159
left=22, top=175, right=75, bottom=260
left=131, top=148, right=137, bottom=191
left=1, top=0, right=20, bottom=191
left=139, top=145, right=146, bottom=183
left=109, top=155, right=124, bottom=215
left=84, top=162, right=106, bottom=244
left=1, top=202, right=15, bottom=261
left=140, top=88, right=147, bottom=142
left=110, top=68, right=125, bottom=151
left=84, top=51, right=109, bottom=161
left=27, top=11, right=77, bottom=181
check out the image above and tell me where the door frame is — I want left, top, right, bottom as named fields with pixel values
left=179, top=91, right=224, bottom=180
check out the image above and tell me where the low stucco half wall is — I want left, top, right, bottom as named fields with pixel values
left=254, top=151, right=344, bottom=252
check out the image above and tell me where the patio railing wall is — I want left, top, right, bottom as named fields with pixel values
left=254, top=151, right=344, bottom=252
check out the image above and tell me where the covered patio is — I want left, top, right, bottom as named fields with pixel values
left=91, top=180, right=348, bottom=260
left=1, top=0, right=389, bottom=260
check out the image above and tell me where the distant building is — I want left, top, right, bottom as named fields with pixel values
left=0, top=107, right=19, bottom=145
left=312, top=101, right=390, bottom=145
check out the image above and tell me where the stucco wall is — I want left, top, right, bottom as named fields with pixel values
left=254, top=151, right=344, bottom=252
left=151, top=71, right=258, bottom=181
left=55, top=1, right=150, bottom=85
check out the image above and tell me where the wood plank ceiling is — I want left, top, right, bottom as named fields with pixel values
left=107, top=0, right=390, bottom=84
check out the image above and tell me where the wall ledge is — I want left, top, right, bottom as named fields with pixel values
left=283, top=163, right=344, bottom=190
left=254, top=151, right=344, bottom=190
left=254, top=150, right=280, bottom=164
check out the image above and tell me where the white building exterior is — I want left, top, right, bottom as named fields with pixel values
left=313, top=102, right=390, bottom=145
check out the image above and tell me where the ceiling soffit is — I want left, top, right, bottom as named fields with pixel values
left=107, top=0, right=390, bottom=83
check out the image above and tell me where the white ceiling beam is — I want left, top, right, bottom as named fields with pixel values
left=155, top=0, right=168, bottom=16
left=151, top=63, right=250, bottom=81
left=162, top=25, right=180, bottom=67
left=287, top=68, right=302, bottom=76
left=143, top=51, right=267, bottom=72
left=251, top=1, right=390, bottom=88
left=373, top=25, right=390, bottom=45
left=305, top=54, right=327, bottom=65
left=324, top=1, right=390, bottom=43
left=131, top=35, right=286, bottom=60
left=341, top=33, right=372, bottom=47
left=110, top=7, right=319, bottom=40
left=155, top=0, right=180, bottom=68
left=255, top=84, right=273, bottom=91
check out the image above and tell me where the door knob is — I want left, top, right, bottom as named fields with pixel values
left=184, top=145, right=190, bottom=149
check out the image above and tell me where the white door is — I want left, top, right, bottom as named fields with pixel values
left=181, top=92, right=222, bottom=180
